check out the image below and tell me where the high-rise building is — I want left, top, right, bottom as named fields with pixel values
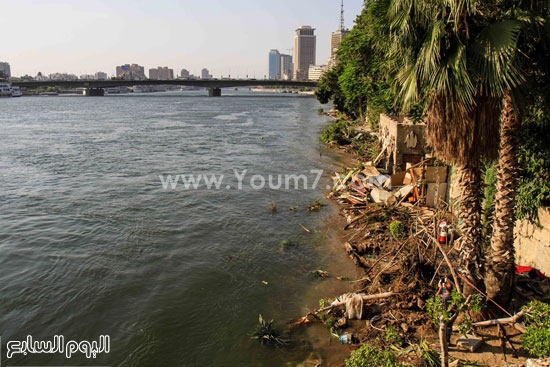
left=116, top=64, right=146, bottom=80
left=329, top=1, right=350, bottom=67
left=280, top=54, right=293, bottom=80
left=293, top=26, right=316, bottom=81
left=201, top=68, right=212, bottom=79
left=0, top=62, right=11, bottom=79
left=180, top=69, right=190, bottom=79
left=149, top=67, right=174, bottom=80
left=95, top=72, right=108, bottom=80
left=268, top=49, right=281, bottom=80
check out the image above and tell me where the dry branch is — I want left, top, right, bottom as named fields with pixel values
left=472, top=308, right=529, bottom=329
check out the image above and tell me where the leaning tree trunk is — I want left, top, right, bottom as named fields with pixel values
left=485, top=92, right=520, bottom=307
left=456, top=165, right=484, bottom=295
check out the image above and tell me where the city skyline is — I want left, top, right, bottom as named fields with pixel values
left=2, top=0, right=363, bottom=78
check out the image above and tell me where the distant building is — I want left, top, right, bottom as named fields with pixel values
left=294, top=26, right=316, bottom=81
left=330, top=29, right=350, bottom=60
left=149, top=67, right=174, bottom=80
left=0, top=62, right=11, bottom=78
left=280, top=54, right=293, bottom=80
left=95, top=72, right=108, bottom=80
left=49, top=73, right=78, bottom=81
left=268, top=49, right=281, bottom=80
left=180, top=69, right=190, bottom=79
left=116, top=64, right=146, bottom=80
left=308, top=64, right=328, bottom=81
left=35, top=72, right=48, bottom=81
left=328, top=1, right=350, bottom=67
left=201, top=68, right=212, bottom=79
left=79, top=74, right=95, bottom=80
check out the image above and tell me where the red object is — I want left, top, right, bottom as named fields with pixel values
left=516, top=266, right=547, bottom=280
left=439, top=220, right=448, bottom=244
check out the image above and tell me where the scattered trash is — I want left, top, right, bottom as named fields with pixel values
left=307, top=199, right=326, bottom=211
left=527, top=358, right=550, bottom=367
left=331, top=161, right=449, bottom=208
left=262, top=280, right=269, bottom=285
left=336, top=317, right=348, bottom=328
left=340, top=333, right=353, bottom=344
left=300, top=224, right=312, bottom=233
left=311, top=270, right=329, bottom=278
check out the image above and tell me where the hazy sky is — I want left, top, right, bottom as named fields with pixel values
left=2, top=0, right=365, bottom=78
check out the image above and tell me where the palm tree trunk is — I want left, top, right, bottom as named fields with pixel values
left=456, top=165, right=484, bottom=295
left=485, top=92, right=520, bottom=307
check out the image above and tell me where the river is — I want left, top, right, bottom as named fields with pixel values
left=0, top=90, right=352, bottom=366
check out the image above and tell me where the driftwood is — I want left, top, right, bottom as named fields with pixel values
left=372, top=144, right=388, bottom=167
left=345, top=242, right=378, bottom=268
left=419, top=224, right=461, bottom=295
left=472, top=308, right=529, bottom=333
left=365, top=240, right=409, bottom=293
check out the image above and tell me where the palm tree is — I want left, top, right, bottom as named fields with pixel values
left=485, top=1, right=549, bottom=305
left=385, top=0, right=524, bottom=293
left=485, top=92, right=519, bottom=305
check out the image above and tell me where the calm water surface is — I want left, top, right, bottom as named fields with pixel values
left=0, top=91, right=346, bottom=366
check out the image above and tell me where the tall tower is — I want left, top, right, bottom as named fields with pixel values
left=329, top=1, right=350, bottom=66
left=293, top=26, right=316, bottom=81
left=340, top=0, right=345, bottom=32
left=268, top=49, right=281, bottom=80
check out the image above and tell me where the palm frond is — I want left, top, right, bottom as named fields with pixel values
left=470, top=20, right=526, bottom=96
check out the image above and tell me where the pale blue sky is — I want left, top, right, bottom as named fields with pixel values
left=2, top=0, right=364, bottom=78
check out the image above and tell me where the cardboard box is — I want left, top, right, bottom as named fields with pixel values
left=426, top=183, right=448, bottom=207
left=389, top=171, right=407, bottom=187
left=426, top=166, right=448, bottom=183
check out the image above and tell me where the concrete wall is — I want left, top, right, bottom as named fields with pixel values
left=379, top=114, right=428, bottom=173
left=448, top=168, right=550, bottom=275
left=514, top=208, right=550, bottom=275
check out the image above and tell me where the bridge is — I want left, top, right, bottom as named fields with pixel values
left=11, top=79, right=318, bottom=97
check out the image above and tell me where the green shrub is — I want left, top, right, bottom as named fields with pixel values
left=426, top=289, right=485, bottom=336
left=250, top=314, right=286, bottom=345
left=320, top=118, right=353, bottom=145
left=318, top=108, right=324, bottom=115
left=389, top=221, right=404, bottom=239
left=345, top=344, right=404, bottom=367
left=385, top=326, right=403, bottom=345
left=522, top=300, right=550, bottom=358
left=279, top=240, right=292, bottom=247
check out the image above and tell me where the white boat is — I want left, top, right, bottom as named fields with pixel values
left=10, top=86, right=22, bottom=97
left=0, top=82, right=12, bottom=97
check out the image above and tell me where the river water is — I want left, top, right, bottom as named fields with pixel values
left=0, top=91, right=348, bottom=366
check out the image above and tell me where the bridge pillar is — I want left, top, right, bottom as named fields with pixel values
left=208, top=87, right=221, bottom=97
left=83, top=88, right=105, bottom=96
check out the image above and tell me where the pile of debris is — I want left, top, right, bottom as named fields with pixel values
left=328, top=160, right=450, bottom=209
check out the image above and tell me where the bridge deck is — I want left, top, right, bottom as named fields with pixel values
left=11, top=79, right=318, bottom=89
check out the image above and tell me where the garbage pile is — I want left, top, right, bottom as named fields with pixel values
left=329, top=160, right=449, bottom=208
